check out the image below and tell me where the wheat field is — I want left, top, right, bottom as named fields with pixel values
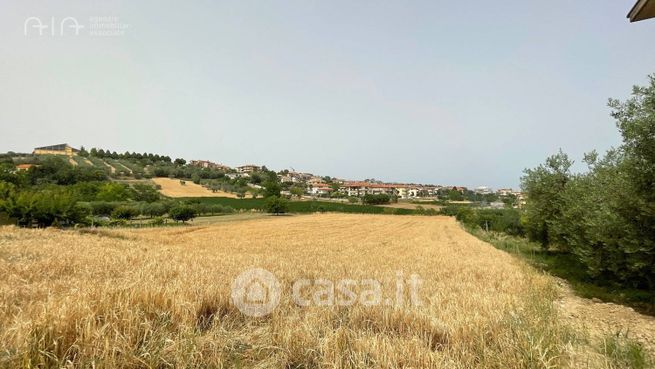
left=0, top=214, right=609, bottom=368
left=151, top=177, right=238, bottom=198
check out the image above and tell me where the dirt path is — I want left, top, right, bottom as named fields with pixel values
left=555, top=278, right=655, bottom=356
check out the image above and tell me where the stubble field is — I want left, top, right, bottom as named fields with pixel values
left=151, top=177, right=238, bottom=198
left=0, top=214, right=618, bottom=368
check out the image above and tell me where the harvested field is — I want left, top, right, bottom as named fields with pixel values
left=0, top=214, right=636, bottom=368
left=152, top=177, right=237, bottom=198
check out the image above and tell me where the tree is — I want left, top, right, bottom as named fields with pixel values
left=174, top=158, right=187, bottom=166
left=130, top=183, right=160, bottom=203
left=142, top=202, right=167, bottom=218
left=111, top=205, right=140, bottom=220
left=520, top=75, right=655, bottom=288
left=290, top=186, right=304, bottom=198
left=521, top=150, right=572, bottom=249
left=264, top=196, right=289, bottom=215
left=447, top=189, right=464, bottom=201
left=96, top=183, right=131, bottom=202
left=79, top=146, right=89, bottom=157
left=169, top=205, right=196, bottom=222
left=263, top=180, right=281, bottom=198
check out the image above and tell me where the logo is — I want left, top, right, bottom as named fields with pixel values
left=230, top=268, right=423, bottom=317
left=23, top=16, right=129, bottom=37
left=231, top=268, right=281, bottom=317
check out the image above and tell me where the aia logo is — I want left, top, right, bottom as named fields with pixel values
left=24, top=17, right=85, bottom=36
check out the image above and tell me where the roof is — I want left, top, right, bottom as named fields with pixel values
left=34, top=143, right=79, bottom=152
left=628, top=0, right=655, bottom=22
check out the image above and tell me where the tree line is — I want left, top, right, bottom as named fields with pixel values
left=521, top=75, right=655, bottom=289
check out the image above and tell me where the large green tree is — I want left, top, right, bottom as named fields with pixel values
left=521, top=150, right=572, bottom=249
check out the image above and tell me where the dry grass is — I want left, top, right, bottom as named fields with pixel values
left=151, top=177, right=237, bottom=198
left=0, top=214, right=609, bottom=368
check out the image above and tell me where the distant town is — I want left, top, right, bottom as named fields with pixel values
left=18, top=143, right=524, bottom=208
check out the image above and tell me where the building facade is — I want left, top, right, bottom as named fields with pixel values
left=33, top=144, right=79, bottom=157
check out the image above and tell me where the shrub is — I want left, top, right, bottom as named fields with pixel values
left=149, top=217, right=165, bottom=226
left=362, top=194, right=391, bottom=205
left=347, top=197, right=360, bottom=204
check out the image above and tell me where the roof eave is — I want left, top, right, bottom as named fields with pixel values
left=628, top=0, right=655, bottom=22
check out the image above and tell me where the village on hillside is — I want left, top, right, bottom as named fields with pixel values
left=12, top=143, right=524, bottom=208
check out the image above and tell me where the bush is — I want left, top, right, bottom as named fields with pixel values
left=149, top=217, right=165, bottom=226
left=108, top=219, right=127, bottom=227
left=362, top=193, right=391, bottom=205
left=347, top=197, right=360, bottom=204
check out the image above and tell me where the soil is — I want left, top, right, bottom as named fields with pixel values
left=555, top=278, right=655, bottom=356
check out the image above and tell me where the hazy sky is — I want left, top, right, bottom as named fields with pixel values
left=1, top=1, right=654, bottom=188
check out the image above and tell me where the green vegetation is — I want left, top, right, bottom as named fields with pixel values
left=0, top=155, right=235, bottom=227
left=181, top=197, right=419, bottom=215
left=441, top=205, right=523, bottom=235
left=440, top=75, right=655, bottom=314
left=522, top=75, right=655, bottom=290
left=264, top=196, right=289, bottom=215
left=469, top=228, right=655, bottom=315
left=169, top=205, right=197, bottom=223
left=362, top=193, right=391, bottom=205
left=598, top=333, right=652, bottom=369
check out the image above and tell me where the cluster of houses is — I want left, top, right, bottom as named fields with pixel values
left=26, top=144, right=523, bottom=203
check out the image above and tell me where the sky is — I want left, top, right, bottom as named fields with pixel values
left=1, top=1, right=654, bottom=189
